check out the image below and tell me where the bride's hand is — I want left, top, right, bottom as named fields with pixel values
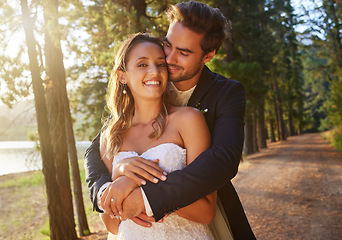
left=112, top=157, right=167, bottom=186
left=102, top=176, right=138, bottom=218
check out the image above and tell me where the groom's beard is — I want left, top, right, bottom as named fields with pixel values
left=168, top=63, right=202, bottom=83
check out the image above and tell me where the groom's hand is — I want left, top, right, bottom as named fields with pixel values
left=120, top=188, right=145, bottom=221
left=131, top=213, right=156, bottom=228
left=131, top=213, right=165, bottom=227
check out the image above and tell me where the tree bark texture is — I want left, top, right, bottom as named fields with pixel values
left=43, top=0, right=90, bottom=235
left=43, top=0, right=78, bottom=238
left=257, top=102, right=267, bottom=149
left=288, top=105, right=296, bottom=136
left=273, top=79, right=287, bottom=141
left=20, top=1, right=75, bottom=239
left=244, top=110, right=257, bottom=155
left=269, top=119, right=276, bottom=143
left=253, top=108, right=259, bottom=152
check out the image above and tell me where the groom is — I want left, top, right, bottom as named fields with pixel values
left=85, top=1, right=255, bottom=239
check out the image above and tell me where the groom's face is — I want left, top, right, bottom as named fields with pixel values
left=164, top=22, right=207, bottom=91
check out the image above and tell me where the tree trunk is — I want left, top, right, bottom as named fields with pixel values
left=273, top=96, right=280, bottom=140
left=244, top=121, right=254, bottom=155
left=244, top=110, right=256, bottom=155
left=297, top=127, right=302, bottom=135
left=274, top=79, right=287, bottom=141
left=62, top=54, right=90, bottom=238
left=20, top=1, right=73, bottom=239
left=257, top=97, right=267, bottom=149
left=215, top=0, right=234, bottom=62
left=66, top=109, right=90, bottom=236
left=43, top=0, right=90, bottom=236
left=130, top=0, right=147, bottom=32
left=253, top=107, right=259, bottom=152
left=269, top=119, right=276, bottom=143
left=288, top=104, right=295, bottom=136
left=43, top=0, right=77, bottom=239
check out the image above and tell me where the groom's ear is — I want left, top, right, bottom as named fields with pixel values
left=117, top=70, right=127, bottom=84
left=202, top=50, right=216, bottom=64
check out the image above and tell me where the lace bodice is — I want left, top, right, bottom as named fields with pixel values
left=112, top=143, right=214, bottom=240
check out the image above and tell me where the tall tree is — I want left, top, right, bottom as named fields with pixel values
left=321, top=0, right=342, bottom=129
left=20, top=0, right=77, bottom=239
left=43, top=0, right=89, bottom=236
left=299, top=0, right=341, bottom=132
left=214, top=0, right=235, bottom=62
left=226, top=0, right=271, bottom=153
left=267, top=0, right=305, bottom=140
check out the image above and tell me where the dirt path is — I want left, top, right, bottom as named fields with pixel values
left=233, top=133, right=342, bottom=240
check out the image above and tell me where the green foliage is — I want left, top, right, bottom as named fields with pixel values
left=300, top=0, right=342, bottom=132
left=27, top=130, right=40, bottom=150
left=68, top=70, right=108, bottom=140
left=83, top=229, right=91, bottom=236
left=0, top=2, right=35, bottom=107
left=301, top=43, right=329, bottom=131
left=322, top=128, right=342, bottom=153
left=326, top=76, right=342, bottom=127
left=227, top=61, right=266, bottom=99
left=1, top=0, right=340, bottom=141
left=332, top=132, right=342, bottom=153
left=0, top=54, right=31, bottom=107
left=39, top=219, right=51, bottom=238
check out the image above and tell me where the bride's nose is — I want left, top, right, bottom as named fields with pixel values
left=149, top=64, right=159, bottom=76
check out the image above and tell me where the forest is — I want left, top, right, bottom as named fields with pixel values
left=0, top=0, right=341, bottom=239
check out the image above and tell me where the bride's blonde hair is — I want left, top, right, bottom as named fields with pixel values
left=101, top=33, right=170, bottom=159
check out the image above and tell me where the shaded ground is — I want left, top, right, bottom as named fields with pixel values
left=233, top=133, right=342, bottom=240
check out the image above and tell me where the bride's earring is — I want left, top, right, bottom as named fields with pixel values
left=118, top=71, right=127, bottom=94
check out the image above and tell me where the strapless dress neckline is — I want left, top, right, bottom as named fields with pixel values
left=117, top=142, right=184, bottom=156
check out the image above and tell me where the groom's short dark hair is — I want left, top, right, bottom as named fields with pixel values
left=166, top=0, right=229, bottom=55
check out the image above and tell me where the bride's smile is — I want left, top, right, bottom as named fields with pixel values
left=122, top=41, right=168, bottom=101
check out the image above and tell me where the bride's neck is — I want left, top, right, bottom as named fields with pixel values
left=132, top=99, right=163, bottom=125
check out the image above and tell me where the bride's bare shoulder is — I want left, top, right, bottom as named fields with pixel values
left=168, top=106, right=203, bottom=122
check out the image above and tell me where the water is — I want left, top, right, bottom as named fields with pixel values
left=0, top=141, right=91, bottom=176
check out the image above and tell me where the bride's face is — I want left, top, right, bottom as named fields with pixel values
left=122, top=42, right=168, bottom=102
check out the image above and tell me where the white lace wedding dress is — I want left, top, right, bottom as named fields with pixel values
left=112, top=143, right=215, bottom=240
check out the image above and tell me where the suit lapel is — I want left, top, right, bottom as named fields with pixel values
left=187, top=66, right=216, bottom=107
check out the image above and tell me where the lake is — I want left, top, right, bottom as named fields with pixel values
left=0, top=141, right=91, bottom=176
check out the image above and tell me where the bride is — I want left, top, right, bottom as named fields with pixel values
left=98, top=33, right=217, bottom=239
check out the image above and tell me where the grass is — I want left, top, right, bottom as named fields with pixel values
left=39, top=219, right=51, bottom=239
left=0, top=173, right=47, bottom=239
left=0, top=156, right=103, bottom=239
left=321, top=128, right=342, bottom=152
left=0, top=170, right=44, bottom=188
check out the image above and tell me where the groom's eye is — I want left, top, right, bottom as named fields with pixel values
left=180, top=51, right=189, bottom=56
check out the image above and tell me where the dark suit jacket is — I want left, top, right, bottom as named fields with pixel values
left=85, top=66, right=255, bottom=239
